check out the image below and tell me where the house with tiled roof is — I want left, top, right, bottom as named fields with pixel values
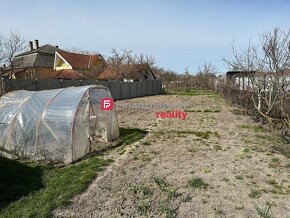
left=3, top=40, right=63, bottom=79
left=3, top=40, right=107, bottom=80
left=53, top=51, right=107, bottom=79
left=98, top=64, right=156, bottom=82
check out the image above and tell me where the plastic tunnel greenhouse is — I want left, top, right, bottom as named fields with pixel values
left=0, top=85, right=119, bottom=163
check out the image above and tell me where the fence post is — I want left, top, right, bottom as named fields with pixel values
left=120, top=81, right=122, bottom=100
left=129, top=82, right=131, bottom=99
left=0, top=78, right=2, bottom=96
left=147, top=80, right=149, bottom=96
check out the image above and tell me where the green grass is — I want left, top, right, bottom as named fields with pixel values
left=235, top=175, right=244, bottom=180
left=213, top=206, right=225, bottom=216
left=165, top=89, right=218, bottom=97
left=129, top=184, right=153, bottom=197
left=185, top=109, right=221, bottom=113
left=118, top=128, right=148, bottom=146
left=116, top=128, right=148, bottom=154
left=213, top=145, right=222, bottom=151
left=142, top=141, right=151, bottom=146
left=153, top=130, right=219, bottom=140
left=177, top=130, right=218, bottom=139
left=271, top=157, right=279, bottom=163
left=0, top=156, right=113, bottom=218
left=249, top=189, right=262, bottom=198
left=188, top=176, right=208, bottom=189
left=271, top=144, right=290, bottom=159
left=153, top=175, right=167, bottom=191
left=136, top=201, right=152, bottom=216
left=222, top=177, right=229, bottom=182
left=268, top=157, right=281, bottom=168
left=188, top=148, right=197, bottom=153
left=239, top=125, right=266, bottom=133
left=158, top=204, right=176, bottom=218
left=167, top=188, right=179, bottom=199
left=0, top=127, right=147, bottom=218
left=253, top=202, right=273, bottom=218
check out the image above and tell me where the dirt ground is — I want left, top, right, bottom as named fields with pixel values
left=54, top=95, right=290, bottom=218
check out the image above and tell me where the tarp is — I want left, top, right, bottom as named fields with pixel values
left=0, top=85, right=119, bottom=163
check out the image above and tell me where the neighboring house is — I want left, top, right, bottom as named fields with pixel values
left=4, top=40, right=63, bottom=79
left=226, top=71, right=255, bottom=90
left=98, top=64, right=156, bottom=82
left=226, top=70, right=290, bottom=91
left=3, top=40, right=107, bottom=80
left=54, top=51, right=107, bottom=79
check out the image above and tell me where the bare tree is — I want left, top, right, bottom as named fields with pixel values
left=0, top=31, right=26, bottom=77
left=223, top=27, right=290, bottom=132
left=193, top=62, right=217, bottom=90
left=134, top=52, right=155, bottom=66
left=107, top=48, right=132, bottom=66
left=152, top=66, right=180, bottom=81
left=107, top=48, right=155, bottom=66
left=106, top=48, right=156, bottom=80
left=65, top=47, right=99, bottom=55
left=0, top=31, right=26, bottom=96
left=0, top=35, right=4, bottom=64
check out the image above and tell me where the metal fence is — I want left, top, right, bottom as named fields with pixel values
left=0, top=78, right=162, bottom=100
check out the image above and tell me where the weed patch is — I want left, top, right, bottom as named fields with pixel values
left=235, top=175, right=244, bottom=180
left=253, top=202, right=273, bottom=218
left=213, top=145, right=222, bottom=151
left=268, top=157, right=281, bottom=168
left=239, top=125, right=266, bottom=133
left=249, top=189, right=262, bottom=198
left=188, top=176, right=208, bottom=189
left=153, top=130, right=219, bottom=140
left=271, top=144, right=290, bottom=158
left=153, top=175, right=167, bottom=191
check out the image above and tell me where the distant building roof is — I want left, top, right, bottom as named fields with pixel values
left=12, top=44, right=63, bottom=69
left=57, top=51, right=106, bottom=69
left=98, top=64, right=156, bottom=81
left=15, top=44, right=62, bottom=57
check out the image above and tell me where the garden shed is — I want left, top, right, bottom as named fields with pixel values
left=0, top=85, right=119, bottom=163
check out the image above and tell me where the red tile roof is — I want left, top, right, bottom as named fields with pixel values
left=58, top=51, right=105, bottom=69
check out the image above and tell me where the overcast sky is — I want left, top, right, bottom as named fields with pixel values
left=1, top=0, right=289, bottom=74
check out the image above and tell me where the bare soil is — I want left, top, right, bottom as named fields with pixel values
left=54, top=94, right=290, bottom=218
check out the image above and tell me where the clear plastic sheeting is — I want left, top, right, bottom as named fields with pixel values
left=0, top=85, right=119, bottom=163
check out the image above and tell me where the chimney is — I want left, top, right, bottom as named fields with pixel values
left=35, top=39, right=39, bottom=49
left=29, top=41, right=33, bottom=51
left=3, top=64, right=6, bottom=69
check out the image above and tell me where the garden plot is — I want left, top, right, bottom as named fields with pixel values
left=54, top=94, right=290, bottom=218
